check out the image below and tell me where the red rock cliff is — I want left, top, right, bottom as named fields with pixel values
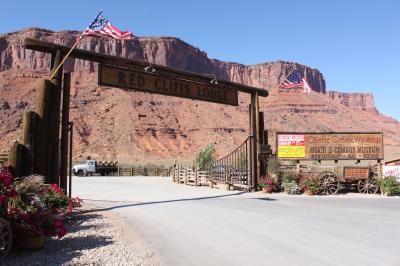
left=1, top=28, right=399, bottom=162
left=0, top=28, right=326, bottom=92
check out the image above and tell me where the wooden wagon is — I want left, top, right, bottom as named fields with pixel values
left=299, top=164, right=379, bottom=195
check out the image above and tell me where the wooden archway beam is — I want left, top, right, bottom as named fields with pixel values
left=24, top=38, right=268, bottom=97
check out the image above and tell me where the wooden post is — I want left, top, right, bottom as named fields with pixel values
left=259, top=112, right=266, bottom=177
left=22, top=111, right=38, bottom=175
left=9, top=142, right=30, bottom=178
left=34, top=79, right=55, bottom=179
left=47, top=49, right=63, bottom=183
left=296, top=160, right=301, bottom=176
left=22, top=111, right=37, bottom=151
left=248, top=104, right=253, bottom=189
left=250, top=93, right=258, bottom=191
left=377, top=160, right=382, bottom=179
left=60, top=73, right=71, bottom=190
left=68, top=122, right=73, bottom=197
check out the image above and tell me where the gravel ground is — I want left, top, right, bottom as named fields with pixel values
left=3, top=202, right=162, bottom=266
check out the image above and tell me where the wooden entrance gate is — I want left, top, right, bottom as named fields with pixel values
left=15, top=38, right=269, bottom=191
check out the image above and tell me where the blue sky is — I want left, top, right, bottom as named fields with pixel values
left=1, top=0, right=399, bottom=120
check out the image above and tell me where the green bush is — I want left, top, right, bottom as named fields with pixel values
left=300, top=175, right=322, bottom=195
left=380, top=177, right=400, bottom=196
left=281, top=171, right=300, bottom=194
left=195, top=143, right=216, bottom=170
left=282, top=171, right=298, bottom=183
left=281, top=180, right=300, bottom=195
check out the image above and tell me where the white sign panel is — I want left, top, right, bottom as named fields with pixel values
left=383, top=166, right=400, bottom=182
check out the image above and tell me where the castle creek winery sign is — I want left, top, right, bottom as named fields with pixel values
left=277, top=132, right=383, bottom=160
left=98, top=64, right=238, bottom=106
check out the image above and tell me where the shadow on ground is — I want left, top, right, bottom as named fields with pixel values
left=3, top=213, right=113, bottom=266
left=80, top=191, right=248, bottom=213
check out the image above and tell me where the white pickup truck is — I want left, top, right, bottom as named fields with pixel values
left=72, top=160, right=118, bottom=176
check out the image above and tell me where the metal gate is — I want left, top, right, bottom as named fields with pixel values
left=209, top=137, right=252, bottom=188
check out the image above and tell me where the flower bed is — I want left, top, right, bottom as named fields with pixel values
left=259, top=175, right=279, bottom=193
left=0, top=168, right=82, bottom=250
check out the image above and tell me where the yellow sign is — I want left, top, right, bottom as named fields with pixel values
left=278, top=146, right=305, bottom=158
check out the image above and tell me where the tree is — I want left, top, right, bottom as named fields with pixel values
left=196, top=143, right=216, bottom=170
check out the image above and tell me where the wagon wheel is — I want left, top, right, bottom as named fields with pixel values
left=317, top=171, right=340, bottom=195
left=357, top=178, right=379, bottom=194
left=0, top=217, right=12, bottom=262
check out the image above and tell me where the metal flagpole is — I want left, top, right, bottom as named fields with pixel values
left=49, top=10, right=103, bottom=80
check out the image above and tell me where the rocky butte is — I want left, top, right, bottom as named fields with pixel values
left=0, top=28, right=399, bottom=164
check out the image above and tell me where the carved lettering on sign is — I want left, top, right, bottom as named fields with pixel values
left=98, top=64, right=238, bottom=106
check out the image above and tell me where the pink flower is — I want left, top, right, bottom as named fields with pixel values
left=53, top=220, right=66, bottom=239
left=0, top=168, right=13, bottom=187
left=67, top=202, right=73, bottom=213
left=0, top=194, right=5, bottom=205
left=7, top=188, right=17, bottom=197
left=50, top=183, right=65, bottom=194
left=19, top=212, right=29, bottom=220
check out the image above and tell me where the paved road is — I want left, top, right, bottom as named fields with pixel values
left=74, top=176, right=400, bottom=266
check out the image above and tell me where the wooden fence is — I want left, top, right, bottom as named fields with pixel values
left=117, top=166, right=170, bottom=177
left=171, top=165, right=210, bottom=186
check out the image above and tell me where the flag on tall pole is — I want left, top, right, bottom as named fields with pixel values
left=82, top=13, right=134, bottom=39
left=279, top=69, right=312, bottom=94
left=50, top=11, right=134, bottom=79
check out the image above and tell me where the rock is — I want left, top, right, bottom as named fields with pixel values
left=1, top=27, right=400, bottom=163
left=327, top=91, right=378, bottom=113
left=1, top=28, right=326, bottom=92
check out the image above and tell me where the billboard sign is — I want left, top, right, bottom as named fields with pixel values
left=276, top=132, right=383, bottom=160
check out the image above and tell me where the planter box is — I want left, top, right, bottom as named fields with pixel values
left=16, top=234, right=45, bottom=250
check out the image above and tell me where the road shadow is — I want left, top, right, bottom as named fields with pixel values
left=249, top=197, right=277, bottom=201
left=80, top=191, right=247, bottom=213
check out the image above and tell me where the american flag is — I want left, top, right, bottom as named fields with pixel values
left=82, top=13, right=133, bottom=39
left=280, top=69, right=312, bottom=94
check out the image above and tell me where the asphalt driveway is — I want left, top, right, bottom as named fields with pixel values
left=74, top=176, right=400, bottom=266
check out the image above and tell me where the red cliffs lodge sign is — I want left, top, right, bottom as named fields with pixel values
left=276, top=132, right=384, bottom=160
left=98, top=64, right=239, bottom=106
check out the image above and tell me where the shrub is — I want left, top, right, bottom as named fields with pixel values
left=282, top=171, right=298, bottom=183
left=379, top=177, right=400, bottom=196
left=280, top=171, right=300, bottom=194
left=281, top=180, right=300, bottom=195
left=259, top=175, right=279, bottom=193
left=3, top=170, right=82, bottom=240
left=196, top=143, right=216, bottom=170
left=8, top=175, right=67, bottom=239
left=299, top=175, right=322, bottom=195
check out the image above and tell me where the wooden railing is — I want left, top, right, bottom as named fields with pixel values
left=117, top=166, right=170, bottom=176
left=170, top=165, right=210, bottom=186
